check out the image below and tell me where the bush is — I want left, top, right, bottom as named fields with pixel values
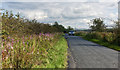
left=77, top=31, right=118, bottom=45
left=85, top=32, right=103, bottom=40
left=75, top=31, right=87, bottom=36
left=104, top=32, right=116, bottom=44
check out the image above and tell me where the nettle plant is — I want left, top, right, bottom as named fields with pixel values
left=2, top=33, right=60, bottom=68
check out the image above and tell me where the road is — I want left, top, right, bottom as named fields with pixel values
left=66, top=36, right=119, bottom=68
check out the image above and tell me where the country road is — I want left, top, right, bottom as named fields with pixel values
left=66, top=36, right=119, bottom=68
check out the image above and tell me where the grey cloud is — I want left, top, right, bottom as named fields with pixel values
left=2, top=2, right=118, bottom=29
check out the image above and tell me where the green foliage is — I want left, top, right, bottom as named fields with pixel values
left=75, top=31, right=120, bottom=51
left=89, top=18, right=106, bottom=32
left=87, top=39, right=120, bottom=51
left=45, top=37, right=68, bottom=68
left=84, top=32, right=117, bottom=44
left=1, top=10, right=68, bottom=68
left=1, top=10, right=67, bottom=36
left=88, top=17, right=120, bottom=46
left=53, top=22, right=66, bottom=32
left=75, top=17, right=120, bottom=50
left=74, top=31, right=87, bottom=37
left=2, top=33, right=68, bottom=68
left=104, top=32, right=116, bottom=43
left=67, top=26, right=73, bottom=31
left=85, top=32, right=103, bottom=40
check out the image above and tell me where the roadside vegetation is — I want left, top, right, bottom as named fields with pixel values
left=75, top=18, right=120, bottom=51
left=2, top=34, right=68, bottom=68
left=1, top=10, right=70, bottom=68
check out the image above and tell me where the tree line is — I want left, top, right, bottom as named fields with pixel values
left=1, top=10, right=73, bottom=37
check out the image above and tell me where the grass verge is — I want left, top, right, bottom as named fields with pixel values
left=39, top=37, right=68, bottom=68
left=83, top=37, right=120, bottom=51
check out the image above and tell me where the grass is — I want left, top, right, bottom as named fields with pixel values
left=75, top=32, right=120, bottom=51
left=2, top=33, right=68, bottom=68
left=41, top=37, right=68, bottom=68
left=84, top=37, right=120, bottom=51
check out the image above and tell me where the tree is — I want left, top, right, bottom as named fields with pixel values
left=67, top=26, right=73, bottom=31
left=89, top=18, right=106, bottom=32
left=53, top=21, right=59, bottom=27
left=53, top=21, right=66, bottom=32
left=2, top=10, right=69, bottom=36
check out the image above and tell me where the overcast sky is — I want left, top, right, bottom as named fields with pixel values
left=1, top=0, right=119, bottom=29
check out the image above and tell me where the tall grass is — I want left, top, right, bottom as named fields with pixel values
left=2, top=33, right=68, bottom=68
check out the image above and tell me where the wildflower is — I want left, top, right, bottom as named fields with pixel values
left=8, top=47, right=11, bottom=49
left=46, top=33, right=50, bottom=37
left=42, top=34, right=45, bottom=36
left=7, top=43, right=13, bottom=49
left=12, top=40, right=14, bottom=44
left=2, top=50, right=4, bottom=54
left=27, top=42, right=29, bottom=45
left=30, top=35, right=32, bottom=39
left=11, top=39, right=14, bottom=41
left=22, top=36, right=24, bottom=39
left=1, top=43, right=3, bottom=48
left=17, top=40, right=19, bottom=42
left=32, top=51, right=33, bottom=54
left=23, top=42, right=25, bottom=44
left=11, top=46, right=13, bottom=49
left=39, top=33, right=42, bottom=35
left=2, top=39, right=4, bottom=41
left=39, top=35, right=41, bottom=38
left=7, top=43, right=11, bottom=46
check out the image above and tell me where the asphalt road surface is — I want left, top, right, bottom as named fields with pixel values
left=66, top=36, right=119, bottom=68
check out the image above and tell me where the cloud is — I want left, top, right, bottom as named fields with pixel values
left=2, top=2, right=118, bottom=29
left=19, top=10, right=48, bottom=20
left=1, top=0, right=120, bottom=2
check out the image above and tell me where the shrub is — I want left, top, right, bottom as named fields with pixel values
left=104, top=32, right=116, bottom=44
left=81, top=32, right=117, bottom=44
left=85, top=32, right=103, bottom=40
left=75, top=31, right=87, bottom=36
